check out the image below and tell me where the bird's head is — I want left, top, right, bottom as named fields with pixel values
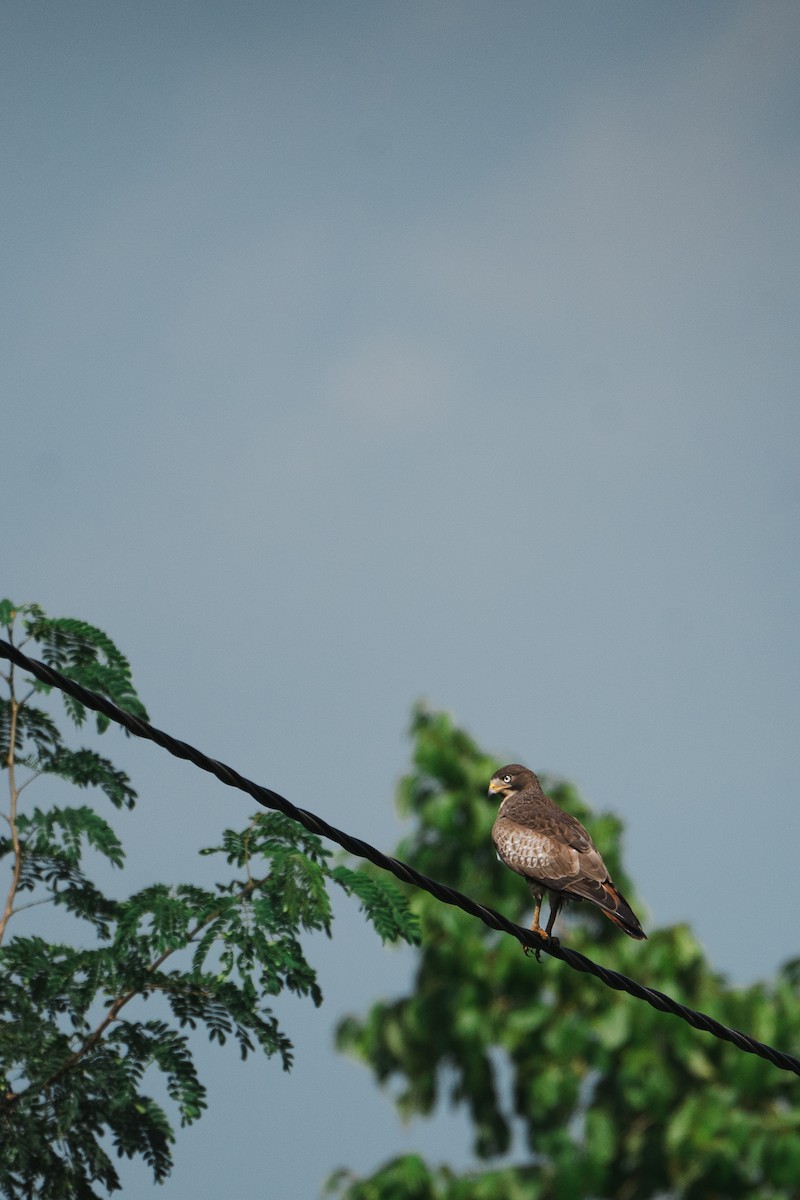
left=488, top=763, right=539, bottom=800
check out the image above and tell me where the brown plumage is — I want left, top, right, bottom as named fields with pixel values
left=489, top=763, right=646, bottom=949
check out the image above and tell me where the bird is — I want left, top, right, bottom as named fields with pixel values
left=489, top=763, right=646, bottom=952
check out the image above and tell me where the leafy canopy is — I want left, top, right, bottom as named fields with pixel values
left=330, top=705, right=800, bottom=1200
left=0, top=601, right=419, bottom=1198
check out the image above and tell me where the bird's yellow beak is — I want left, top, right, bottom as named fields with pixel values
left=487, top=778, right=502, bottom=797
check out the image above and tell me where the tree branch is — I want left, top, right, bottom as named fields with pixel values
left=0, top=668, right=23, bottom=947
left=1, top=875, right=262, bottom=1109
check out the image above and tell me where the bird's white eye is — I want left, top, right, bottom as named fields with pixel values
left=503, top=774, right=511, bottom=783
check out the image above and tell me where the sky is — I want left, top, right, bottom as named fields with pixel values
left=2, top=0, right=799, bottom=1194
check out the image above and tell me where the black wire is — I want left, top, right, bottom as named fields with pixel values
left=1, top=637, right=798, bottom=1078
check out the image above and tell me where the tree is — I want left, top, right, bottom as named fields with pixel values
left=329, top=705, right=800, bottom=1200
left=0, top=601, right=418, bottom=1198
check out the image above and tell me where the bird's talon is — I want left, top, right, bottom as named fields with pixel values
left=524, top=929, right=548, bottom=959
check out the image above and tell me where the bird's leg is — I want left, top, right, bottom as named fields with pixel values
left=524, top=896, right=549, bottom=959
left=529, top=897, right=545, bottom=936
left=544, top=896, right=562, bottom=947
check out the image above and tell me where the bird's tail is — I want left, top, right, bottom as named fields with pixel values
left=595, top=880, right=647, bottom=940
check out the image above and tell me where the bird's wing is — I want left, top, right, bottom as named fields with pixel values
left=535, top=805, right=595, bottom=855
left=499, top=792, right=596, bottom=855
left=493, top=814, right=610, bottom=893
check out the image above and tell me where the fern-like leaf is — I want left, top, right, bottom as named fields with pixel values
left=332, top=866, right=421, bottom=945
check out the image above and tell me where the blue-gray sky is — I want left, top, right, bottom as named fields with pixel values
left=3, top=1, right=799, bottom=1194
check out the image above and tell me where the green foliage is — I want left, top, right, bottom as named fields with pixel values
left=330, top=704, right=800, bottom=1200
left=0, top=602, right=418, bottom=1198
left=0, top=602, right=140, bottom=810
left=19, top=605, right=148, bottom=733
left=328, top=1158, right=545, bottom=1200
left=332, top=866, right=421, bottom=947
